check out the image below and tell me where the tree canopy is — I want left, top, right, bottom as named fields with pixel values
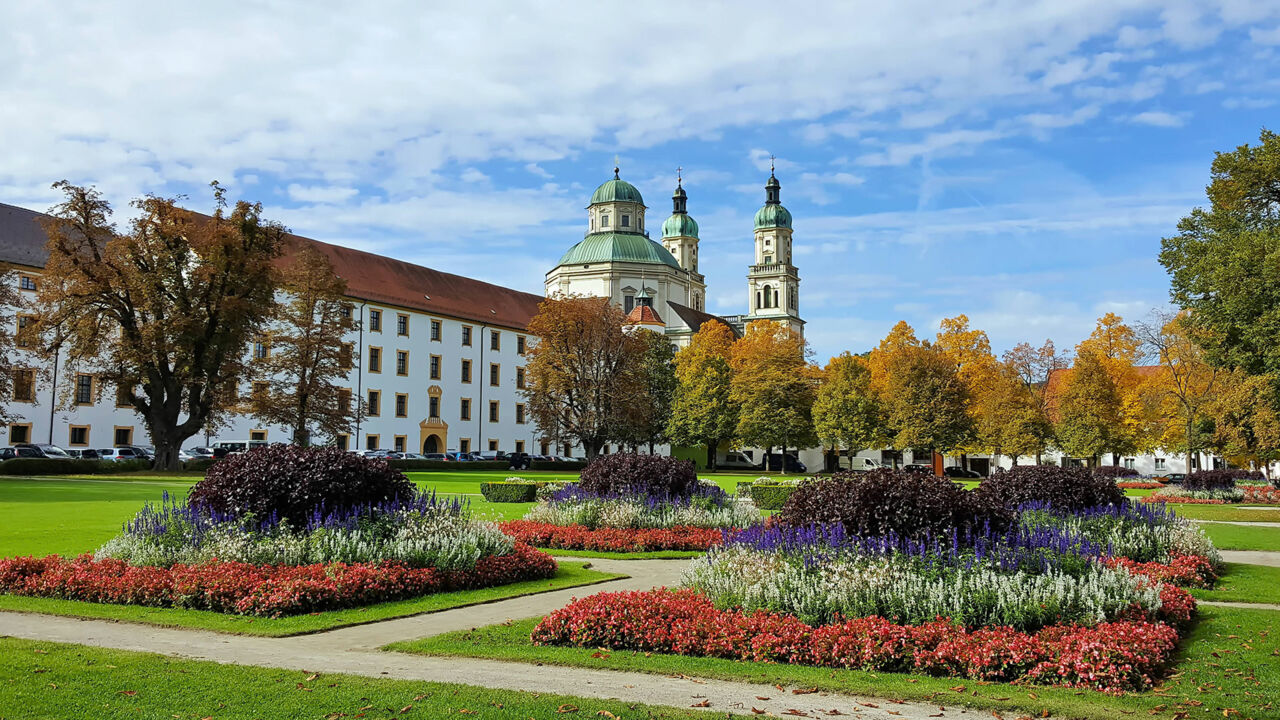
left=812, top=351, right=885, bottom=463
left=667, top=321, right=738, bottom=469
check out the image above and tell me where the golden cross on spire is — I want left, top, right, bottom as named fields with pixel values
left=613, top=154, right=620, bottom=178
left=676, top=166, right=682, bottom=184
left=770, top=154, right=776, bottom=174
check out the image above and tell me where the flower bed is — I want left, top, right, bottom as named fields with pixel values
left=1117, top=481, right=1165, bottom=490
left=1141, top=495, right=1227, bottom=504
left=523, top=482, right=758, bottom=530
left=499, top=520, right=723, bottom=552
left=531, top=588, right=1184, bottom=693
left=1103, top=555, right=1219, bottom=589
left=0, top=543, right=556, bottom=617
left=1243, top=484, right=1280, bottom=504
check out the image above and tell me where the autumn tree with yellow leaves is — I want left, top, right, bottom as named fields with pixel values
left=1075, top=312, right=1158, bottom=463
left=730, top=321, right=818, bottom=467
left=1136, top=310, right=1220, bottom=474
left=812, top=352, right=886, bottom=470
left=667, top=320, right=739, bottom=470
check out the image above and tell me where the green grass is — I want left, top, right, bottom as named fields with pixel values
left=1202, top=522, right=1280, bottom=551
left=1192, top=562, right=1280, bottom=605
left=1171, top=504, right=1280, bottom=522
left=389, top=605, right=1280, bottom=720
left=0, top=637, right=739, bottom=720
left=0, top=562, right=618, bottom=637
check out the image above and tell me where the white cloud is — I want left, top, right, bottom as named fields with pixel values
left=1250, top=25, right=1280, bottom=45
left=285, top=184, right=359, bottom=203
left=1128, top=110, right=1186, bottom=127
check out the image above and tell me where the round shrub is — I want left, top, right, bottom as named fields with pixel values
left=188, top=445, right=413, bottom=526
left=577, top=453, right=698, bottom=498
left=480, top=481, right=539, bottom=503
left=1092, top=465, right=1139, bottom=479
left=1183, top=470, right=1243, bottom=492
left=775, top=469, right=1011, bottom=538
left=978, top=465, right=1124, bottom=511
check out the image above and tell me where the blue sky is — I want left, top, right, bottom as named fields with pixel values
left=3, top=1, right=1279, bottom=362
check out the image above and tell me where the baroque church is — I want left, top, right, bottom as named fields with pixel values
left=544, top=165, right=804, bottom=345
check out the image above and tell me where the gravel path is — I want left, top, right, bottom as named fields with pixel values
left=1220, top=550, right=1280, bottom=567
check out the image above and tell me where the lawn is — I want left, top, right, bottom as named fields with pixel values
left=1192, top=562, right=1280, bottom=604
left=0, top=637, right=737, bottom=720
left=0, top=562, right=619, bottom=636
left=388, top=605, right=1280, bottom=720
left=1171, top=504, right=1280, bottom=523
left=1201, top=522, right=1280, bottom=551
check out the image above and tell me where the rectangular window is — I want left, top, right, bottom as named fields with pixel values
left=113, top=426, right=133, bottom=447
left=601, top=214, right=610, bottom=228
left=488, top=400, right=499, bottom=422
left=68, top=426, right=89, bottom=446
left=252, top=338, right=269, bottom=359
left=366, top=434, right=379, bottom=451
left=12, top=369, right=35, bottom=402
left=517, top=335, right=526, bottom=355
left=461, top=359, right=472, bottom=383
left=368, top=309, right=382, bottom=332
left=515, top=440, right=525, bottom=453
left=490, top=330, right=500, bottom=351
left=396, top=350, right=409, bottom=376
left=429, top=396, right=440, bottom=419
left=540, top=441, right=550, bottom=456
left=489, top=363, right=500, bottom=387
left=394, top=435, right=406, bottom=453
left=19, top=274, right=37, bottom=291
left=250, top=430, right=267, bottom=443
left=115, top=384, right=133, bottom=408
left=1123, top=458, right=1135, bottom=470
left=251, top=381, right=269, bottom=403
left=338, top=388, right=352, bottom=414
left=621, top=214, right=629, bottom=227
left=396, top=313, right=409, bottom=336
left=624, top=295, right=635, bottom=313
left=516, top=403, right=526, bottom=424
left=335, top=434, right=349, bottom=451
left=430, top=319, right=442, bottom=341
left=516, top=367, right=526, bottom=389
left=395, top=393, right=408, bottom=418
left=1154, top=458, right=1167, bottom=470
left=461, top=326, right=472, bottom=346
left=15, top=315, right=35, bottom=348
left=488, top=439, right=498, bottom=451
left=459, top=438, right=471, bottom=454
left=9, top=423, right=32, bottom=444
left=74, top=374, right=94, bottom=405
left=430, top=354, right=441, bottom=380
left=340, top=304, right=352, bottom=320
left=339, top=343, right=354, bottom=370
left=368, top=346, right=382, bottom=373
left=367, top=390, right=381, bottom=416
left=460, top=398, right=471, bottom=421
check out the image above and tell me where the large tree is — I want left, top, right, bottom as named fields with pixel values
left=667, top=321, right=738, bottom=470
left=882, top=343, right=972, bottom=458
left=1055, top=350, right=1123, bottom=466
left=31, top=182, right=283, bottom=469
left=248, top=245, right=359, bottom=446
left=730, top=321, right=818, bottom=467
left=973, top=361, right=1051, bottom=465
left=1160, top=129, right=1280, bottom=382
left=1136, top=310, right=1220, bottom=474
left=616, top=329, right=677, bottom=453
left=523, top=295, right=642, bottom=459
left=1210, top=369, right=1280, bottom=473
left=812, top=351, right=885, bottom=470
left=935, top=314, right=1001, bottom=462
left=1002, top=338, right=1068, bottom=463
left=1076, top=312, right=1155, bottom=462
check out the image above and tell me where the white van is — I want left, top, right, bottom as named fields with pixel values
left=840, top=456, right=882, bottom=472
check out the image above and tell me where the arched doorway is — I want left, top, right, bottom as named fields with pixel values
left=423, top=435, right=440, bottom=454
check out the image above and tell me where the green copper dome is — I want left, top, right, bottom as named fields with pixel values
left=556, top=232, right=681, bottom=269
left=754, top=204, right=792, bottom=229
left=590, top=177, right=645, bottom=205
left=661, top=212, right=699, bottom=238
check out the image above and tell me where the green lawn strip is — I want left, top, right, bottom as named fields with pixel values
left=1172, top=504, right=1280, bottom=523
left=387, top=606, right=1279, bottom=720
left=1202, top=523, right=1280, bottom=551
left=1192, top=562, right=1280, bottom=605
left=541, top=548, right=704, bottom=560
left=0, top=637, right=736, bottom=720
left=0, top=563, right=620, bottom=637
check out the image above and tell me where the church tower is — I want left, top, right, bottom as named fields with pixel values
left=661, top=173, right=707, bottom=311
left=745, top=167, right=804, bottom=336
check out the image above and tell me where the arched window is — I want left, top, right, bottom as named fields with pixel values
left=755, top=290, right=762, bottom=309
left=762, top=284, right=773, bottom=309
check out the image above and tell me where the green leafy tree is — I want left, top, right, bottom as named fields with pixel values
left=973, top=362, right=1051, bottom=465
left=1210, top=369, right=1280, bottom=473
left=31, top=182, right=283, bottom=470
left=730, top=321, right=818, bottom=469
left=667, top=321, right=738, bottom=470
left=1055, top=350, right=1123, bottom=465
left=813, top=352, right=885, bottom=469
left=1160, top=129, right=1280, bottom=381
left=617, top=329, right=677, bottom=452
left=883, top=343, right=972, bottom=457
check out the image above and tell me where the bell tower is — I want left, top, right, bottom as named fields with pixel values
left=745, top=161, right=803, bottom=337
left=661, top=169, right=707, bottom=311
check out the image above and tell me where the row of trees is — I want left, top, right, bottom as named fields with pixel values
left=7, top=182, right=360, bottom=469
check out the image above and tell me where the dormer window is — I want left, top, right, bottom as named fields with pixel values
left=621, top=215, right=630, bottom=227
left=601, top=214, right=610, bottom=228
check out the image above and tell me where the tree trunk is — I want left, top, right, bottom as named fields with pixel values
left=1185, top=416, right=1195, bottom=475
left=706, top=440, right=718, bottom=471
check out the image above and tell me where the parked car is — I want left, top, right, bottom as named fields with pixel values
left=399, top=452, right=426, bottom=460
left=188, top=447, right=216, bottom=458
left=214, top=440, right=267, bottom=455
left=476, top=451, right=506, bottom=461
left=717, top=451, right=758, bottom=470
left=97, top=447, right=149, bottom=462
left=761, top=453, right=806, bottom=474
left=1163, top=472, right=1187, bottom=484
left=554, top=456, right=579, bottom=463
left=423, top=453, right=447, bottom=461
left=840, top=456, right=882, bottom=472
left=15, top=443, right=73, bottom=459
left=943, top=466, right=982, bottom=479
left=0, top=446, right=44, bottom=460
left=66, top=449, right=103, bottom=459
left=507, top=452, right=532, bottom=470
left=901, top=463, right=933, bottom=474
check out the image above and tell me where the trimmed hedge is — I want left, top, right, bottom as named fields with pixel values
left=530, top=460, right=587, bottom=471
left=480, top=482, right=540, bottom=502
left=0, top=458, right=152, bottom=475
left=182, top=458, right=219, bottom=472
left=750, top=483, right=796, bottom=510
left=578, top=454, right=698, bottom=498
left=387, top=460, right=509, bottom=471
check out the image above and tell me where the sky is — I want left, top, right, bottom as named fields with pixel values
left=3, top=0, right=1279, bottom=362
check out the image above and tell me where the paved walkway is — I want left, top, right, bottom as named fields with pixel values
left=1220, top=549, right=1280, bottom=567
left=1193, top=519, right=1280, bottom=528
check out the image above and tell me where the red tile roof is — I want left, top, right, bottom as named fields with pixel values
left=624, top=303, right=665, bottom=326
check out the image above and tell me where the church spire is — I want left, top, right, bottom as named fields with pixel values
left=765, top=156, right=782, bottom=205
left=672, top=167, right=688, bottom=214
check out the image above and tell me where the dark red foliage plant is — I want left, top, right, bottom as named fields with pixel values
left=978, top=464, right=1125, bottom=511
left=576, top=453, right=699, bottom=498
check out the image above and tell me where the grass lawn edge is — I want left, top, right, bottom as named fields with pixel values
left=384, top=606, right=1280, bottom=720
left=0, top=561, right=624, bottom=637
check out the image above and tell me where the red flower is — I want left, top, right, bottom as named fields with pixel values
left=498, top=521, right=724, bottom=552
